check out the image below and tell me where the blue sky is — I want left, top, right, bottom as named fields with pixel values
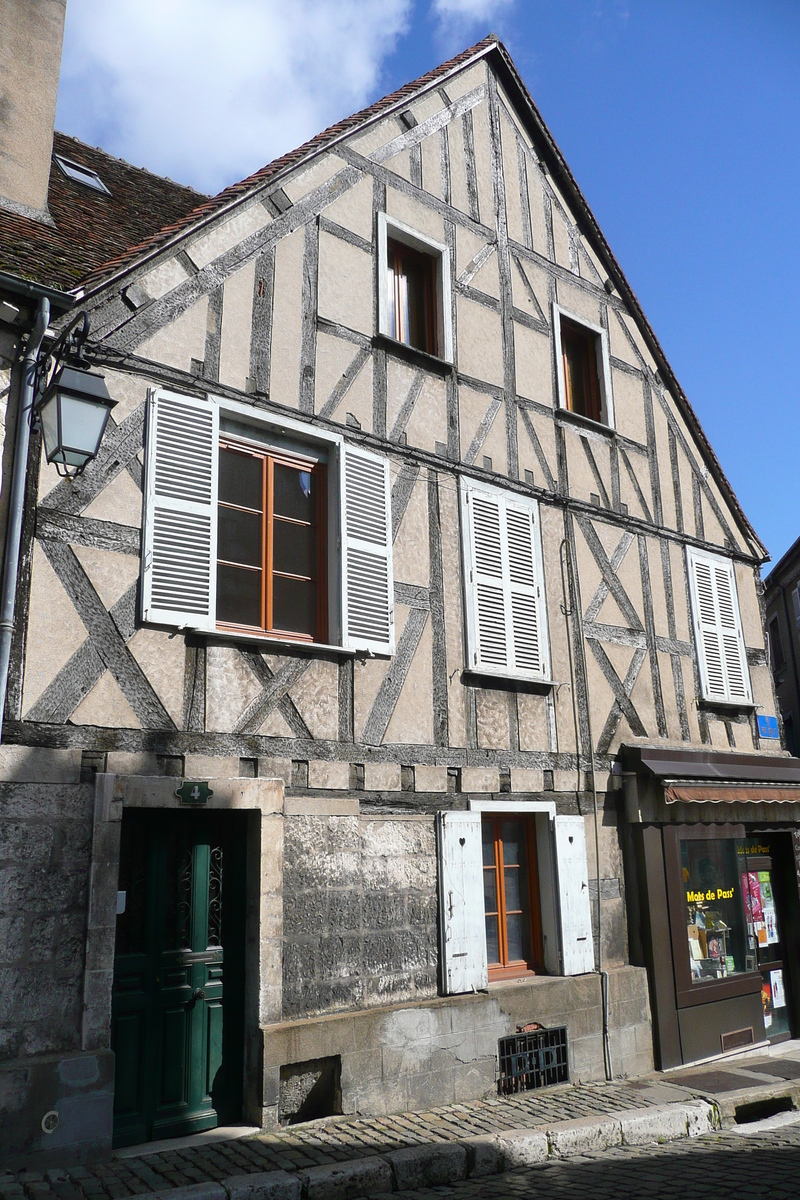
left=57, top=1, right=800, bottom=564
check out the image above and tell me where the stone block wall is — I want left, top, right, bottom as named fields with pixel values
left=261, top=966, right=653, bottom=1123
left=282, top=813, right=439, bottom=1019
left=0, top=777, right=93, bottom=1064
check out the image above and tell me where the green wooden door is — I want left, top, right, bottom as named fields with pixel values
left=111, top=810, right=245, bottom=1148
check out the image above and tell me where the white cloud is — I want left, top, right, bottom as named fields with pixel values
left=56, top=0, right=412, bottom=195
left=430, top=0, right=514, bottom=50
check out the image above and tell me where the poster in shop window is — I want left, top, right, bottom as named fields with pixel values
left=741, top=871, right=768, bottom=946
left=762, top=977, right=773, bottom=1028
left=771, top=969, right=786, bottom=1010
left=759, top=871, right=780, bottom=945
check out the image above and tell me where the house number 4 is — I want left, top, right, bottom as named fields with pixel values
left=175, top=780, right=214, bottom=806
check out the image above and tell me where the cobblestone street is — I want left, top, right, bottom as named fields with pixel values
left=5, top=1050, right=800, bottom=1198
left=373, top=1115, right=800, bottom=1200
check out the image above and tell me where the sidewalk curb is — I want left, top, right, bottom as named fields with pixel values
left=710, top=1080, right=800, bottom=1125
left=136, top=1100, right=719, bottom=1200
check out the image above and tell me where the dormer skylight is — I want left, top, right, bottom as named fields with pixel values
left=54, top=155, right=111, bottom=195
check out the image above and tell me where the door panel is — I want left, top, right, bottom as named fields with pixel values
left=112, top=809, right=245, bottom=1147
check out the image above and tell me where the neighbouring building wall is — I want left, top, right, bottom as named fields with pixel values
left=0, top=0, right=67, bottom=220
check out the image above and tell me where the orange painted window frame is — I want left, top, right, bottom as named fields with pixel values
left=216, top=437, right=328, bottom=643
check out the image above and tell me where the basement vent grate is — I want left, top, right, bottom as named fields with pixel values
left=498, top=1025, right=569, bottom=1095
left=721, top=1026, right=754, bottom=1053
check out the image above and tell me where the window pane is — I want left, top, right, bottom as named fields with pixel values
left=506, top=913, right=524, bottom=962
left=217, top=563, right=261, bottom=627
left=682, top=838, right=747, bottom=983
left=482, top=821, right=495, bottom=867
left=387, top=262, right=396, bottom=339
left=273, top=575, right=316, bottom=637
left=218, top=506, right=261, bottom=567
left=501, top=821, right=525, bottom=867
left=274, top=464, right=313, bottom=522
left=219, top=447, right=262, bottom=508
left=485, top=914, right=500, bottom=965
left=273, top=519, right=315, bottom=578
left=562, top=320, right=600, bottom=422
left=504, top=867, right=522, bottom=914
left=388, top=239, right=436, bottom=355
left=404, top=253, right=430, bottom=352
left=483, top=869, right=497, bottom=914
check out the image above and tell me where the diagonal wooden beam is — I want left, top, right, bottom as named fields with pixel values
left=233, top=652, right=311, bottom=737
left=463, top=396, right=502, bottom=467
left=389, top=370, right=425, bottom=443
left=577, top=518, right=642, bottom=630
left=391, top=462, right=420, bottom=544
left=511, top=254, right=548, bottom=329
left=318, top=346, right=370, bottom=421
left=591, top=642, right=647, bottom=754
left=361, top=607, right=428, bottom=746
left=580, top=437, right=611, bottom=509
left=518, top=406, right=556, bottom=492
left=34, top=544, right=172, bottom=730
left=457, top=241, right=496, bottom=287
left=371, top=86, right=484, bottom=166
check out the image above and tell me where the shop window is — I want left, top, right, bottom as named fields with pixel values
left=481, top=815, right=543, bottom=979
left=686, top=547, right=752, bottom=705
left=554, top=305, right=613, bottom=428
left=142, top=389, right=394, bottom=653
left=459, top=479, right=551, bottom=683
left=377, top=213, right=452, bottom=362
left=682, top=838, right=748, bottom=983
left=738, top=842, right=791, bottom=1039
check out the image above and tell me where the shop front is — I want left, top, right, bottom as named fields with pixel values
left=620, top=746, right=800, bottom=1069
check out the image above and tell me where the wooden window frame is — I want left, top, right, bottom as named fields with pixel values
left=386, top=237, right=438, bottom=356
left=216, top=435, right=328, bottom=643
left=553, top=303, right=613, bottom=429
left=560, top=317, right=601, bottom=423
left=377, top=213, right=453, bottom=364
left=482, top=813, right=544, bottom=980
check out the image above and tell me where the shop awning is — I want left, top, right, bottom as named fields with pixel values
left=664, top=783, right=800, bottom=805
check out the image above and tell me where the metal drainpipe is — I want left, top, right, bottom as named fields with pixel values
left=560, top=534, right=613, bottom=1080
left=0, top=298, right=50, bottom=742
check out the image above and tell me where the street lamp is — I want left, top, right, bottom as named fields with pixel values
left=33, top=311, right=116, bottom=477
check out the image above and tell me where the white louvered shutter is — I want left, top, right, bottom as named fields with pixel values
left=436, top=811, right=488, bottom=994
left=687, top=549, right=751, bottom=704
left=341, top=444, right=394, bottom=654
left=460, top=481, right=548, bottom=680
left=554, top=815, right=595, bottom=976
left=506, top=499, right=545, bottom=676
left=142, top=389, right=218, bottom=630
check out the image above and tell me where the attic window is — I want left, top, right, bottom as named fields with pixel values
left=377, top=213, right=453, bottom=364
left=553, top=304, right=613, bottom=428
left=54, top=155, right=111, bottom=195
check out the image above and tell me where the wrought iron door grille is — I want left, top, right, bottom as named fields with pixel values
left=498, top=1026, right=569, bottom=1094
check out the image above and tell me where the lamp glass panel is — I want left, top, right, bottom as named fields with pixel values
left=38, top=393, right=61, bottom=463
left=57, top=394, right=110, bottom=457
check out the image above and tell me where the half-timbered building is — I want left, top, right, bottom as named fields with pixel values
left=3, top=23, right=799, bottom=1166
